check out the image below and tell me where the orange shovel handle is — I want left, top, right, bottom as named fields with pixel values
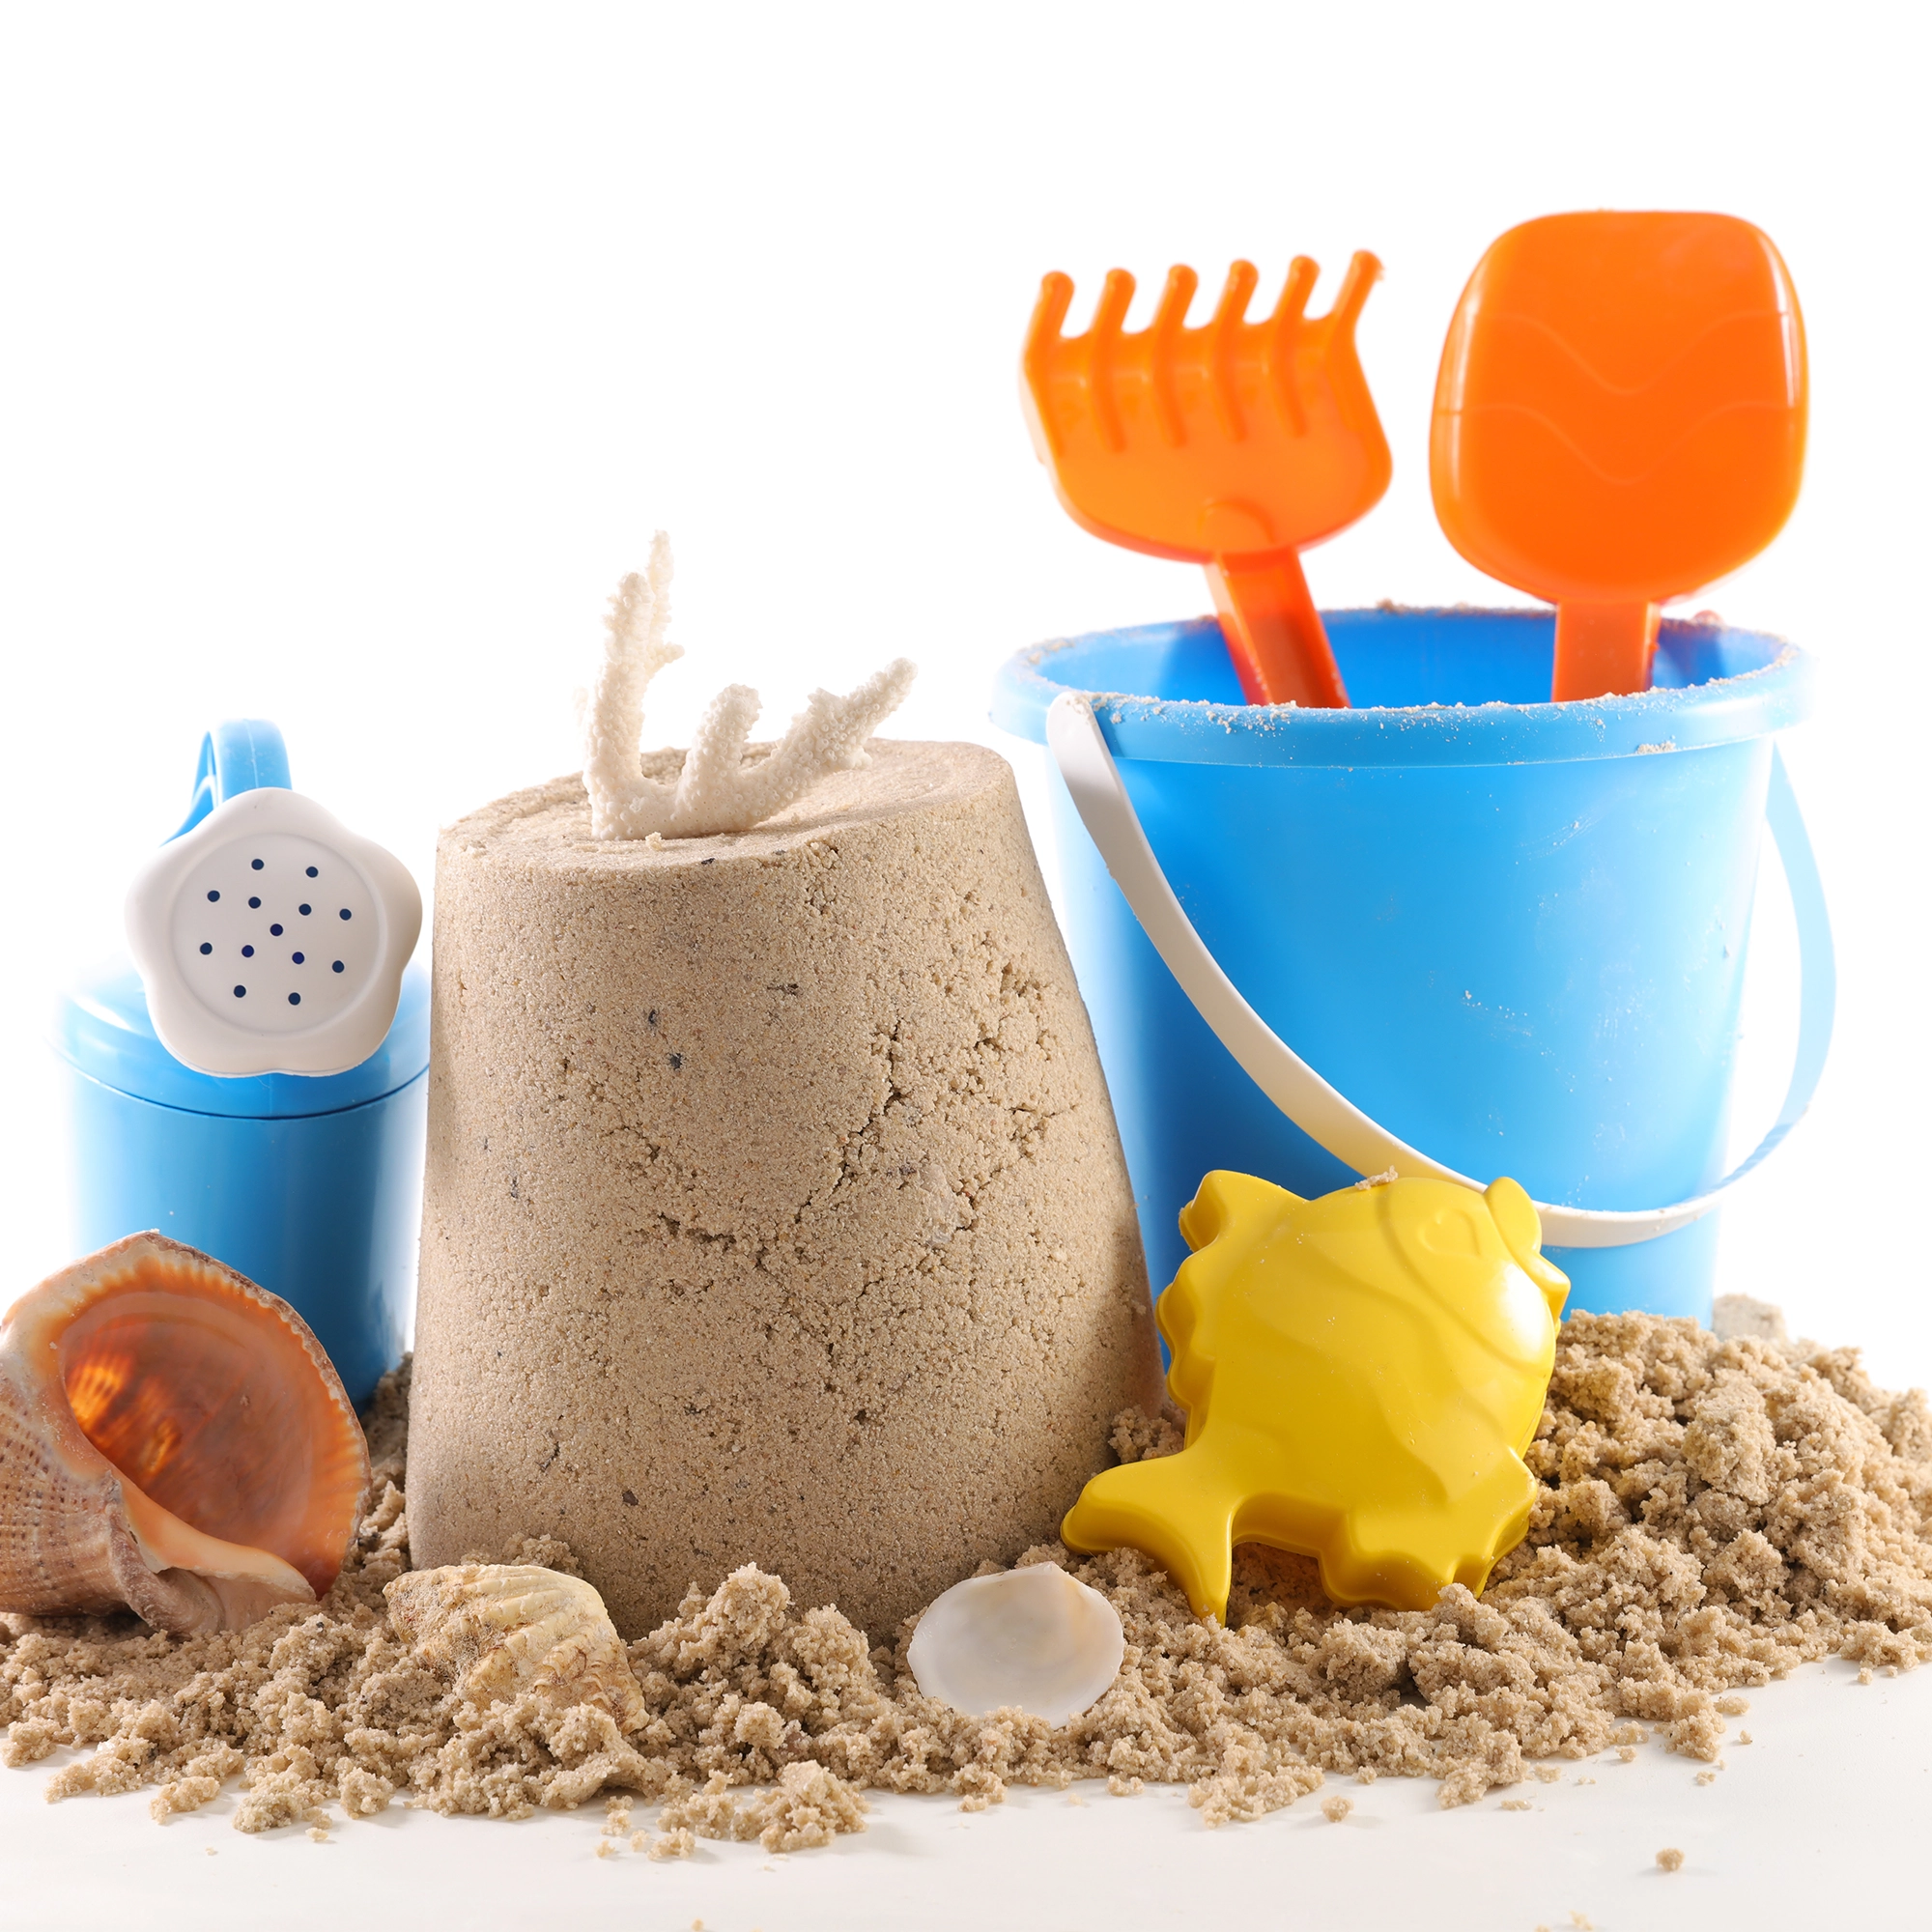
left=1206, top=552, right=1350, bottom=708
left=1551, top=601, right=1660, bottom=703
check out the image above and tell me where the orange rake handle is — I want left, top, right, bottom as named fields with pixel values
left=1207, top=551, right=1349, bottom=707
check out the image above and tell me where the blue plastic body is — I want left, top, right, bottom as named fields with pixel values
left=991, top=608, right=1815, bottom=1321
left=47, top=723, right=428, bottom=1406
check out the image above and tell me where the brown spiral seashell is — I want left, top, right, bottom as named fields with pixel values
left=0, top=1232, right=370, bottom=1634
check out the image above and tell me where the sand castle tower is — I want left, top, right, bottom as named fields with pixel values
left=412, top=548, right=1161, bottom=1634
left=408, top=732, right=1162, bottom=1635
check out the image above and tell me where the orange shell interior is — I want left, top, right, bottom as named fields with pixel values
left=57, top=1245, right=368, bottom=1596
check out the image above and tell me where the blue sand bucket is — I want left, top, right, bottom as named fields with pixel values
left=991, top=609, right=1833, bottom=1321
left=46, top=723, right=427, bottom=1406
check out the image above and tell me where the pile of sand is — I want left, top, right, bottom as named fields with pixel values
left=5, top=1309, right=1930, bottom=1849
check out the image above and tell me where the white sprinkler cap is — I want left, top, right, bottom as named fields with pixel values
left=126, top=787, right=421, bottom=1077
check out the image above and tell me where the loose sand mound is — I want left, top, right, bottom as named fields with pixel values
left=6, top=1310, right=1929, bottom=1848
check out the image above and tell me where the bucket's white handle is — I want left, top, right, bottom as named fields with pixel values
left=1045, top=691, right=1835, bottom=1249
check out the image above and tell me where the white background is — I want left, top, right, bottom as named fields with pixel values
left=1, top=8, right=1926, bottom=1358
left=5, top=4, right=1925, bottom=1379
left=2, top=5, right=1930, bottom=1923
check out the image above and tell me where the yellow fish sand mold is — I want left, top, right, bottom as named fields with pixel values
left=1062, top=1171, right=1569, bottom=1620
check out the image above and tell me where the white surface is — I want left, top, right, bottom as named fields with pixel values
left=0, top=1658, right=1923, bottom=1930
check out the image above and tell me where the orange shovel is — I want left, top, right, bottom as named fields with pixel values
left=1022, top=254, right=1390, bottom=707
left=1431, top=211, right=1807, bottom=701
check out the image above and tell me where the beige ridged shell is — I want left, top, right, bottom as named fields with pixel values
left=384, top=1564, right=645, bottom=1727
left=0, top=1233, right=371, bottom=1634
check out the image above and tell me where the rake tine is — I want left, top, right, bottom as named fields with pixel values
left=1022, top=271, right=1077, bottom=458
left=1018, top=241, right=1390, bottom=712
left=1088, top=269, right=1137, bottom=453
left=1326, top=250, right=1383, bottom=337
left=1208, top=260, right=1260, bottom=443
left=1267, top=256, right=1321, bottom=436
left=1149, top=266, right=1198, bottom=448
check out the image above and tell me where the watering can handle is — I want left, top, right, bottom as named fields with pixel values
left=1045, top=691, right=1835, bottom=1250
left=167, top=720, right=292, bottom=841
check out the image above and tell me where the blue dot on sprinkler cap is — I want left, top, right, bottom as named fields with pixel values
left=199, top=942, right=212, bottom=955
left=270, top=923, right=283, bottom=936
left=251, top=859, right=264, bottom=870
left=233, top=984, right=246, bottom=998
left=248, top=896, right=261, bottom=909
left=298, top=903, right=311, bottom=916
left=242, top=945, right=254, bottom=958
left=306, top=866, right=318, bottom=878
left=207, top=890, right=219, bottom=902
left=339, top=908, right=352, bottom=921
left=292, top=952, right=304, bottom=964
left=288, top=992, right=300, bottom=1006
left=332, top=960, right=345, bottom=973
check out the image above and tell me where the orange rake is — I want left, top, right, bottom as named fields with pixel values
left=1021, top=253, right=1389, bottom=707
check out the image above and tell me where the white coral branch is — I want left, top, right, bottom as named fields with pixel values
left=582, top=534, right=917, bottom=841
left=582, top=531, right=682, bottom=838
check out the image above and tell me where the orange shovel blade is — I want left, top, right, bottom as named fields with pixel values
left=1430, top=212, right=1806, bottom=700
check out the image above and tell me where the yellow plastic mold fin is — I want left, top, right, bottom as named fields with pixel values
left=1062, top=1172, right=1570, bottom=1620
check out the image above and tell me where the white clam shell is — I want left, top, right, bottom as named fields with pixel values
left=907, top=1564, right=1123, bottom=1725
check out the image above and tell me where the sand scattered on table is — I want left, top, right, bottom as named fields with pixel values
left=5, top=1306, right=1931, bottom=1847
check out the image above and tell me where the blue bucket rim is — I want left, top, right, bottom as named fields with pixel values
left=991, top=606, right=1814, bottom=768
